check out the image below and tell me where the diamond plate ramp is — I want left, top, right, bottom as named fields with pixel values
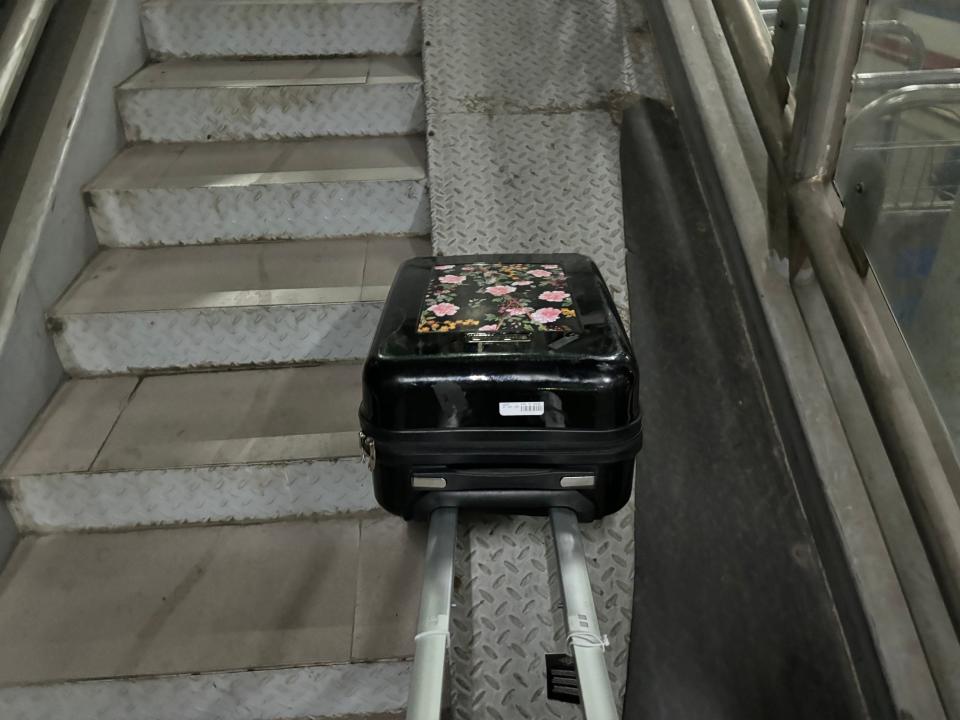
left=422, top=0, right=634, bottom=113
left=420, top=0, right=661, bottom=714
left=427, top=112, right=630, bottom=318
left=451, top=507, right=635, bottom=720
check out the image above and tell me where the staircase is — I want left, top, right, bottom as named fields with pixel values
left=0, top=1, right=428, bottom=717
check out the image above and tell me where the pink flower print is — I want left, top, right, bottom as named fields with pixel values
left=479, top=324, right=499, bottom=331
left=512, top=280, right=533, bottom=286
left=543, top=264, right=559, bottom=269
left=438, top=274, right=466, bottom=285
left=538, top=290, right=570, bottom=302
left=435, top=264, right=454, bottom=270
left=428, top=302, right=459, bottom=317
left=529, top=307, right=563, bottom=324
left=484, top=285, right=516, bottom=296
left=527, top=269, right=552, bottom=278
left=506, top=306, right=533, bottom=316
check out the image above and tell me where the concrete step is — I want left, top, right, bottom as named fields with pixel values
left=0, top=516, right=423, bottom=720
left=49, top=236, right=429, bottom=375
left=142, top=0, right=422, bottom=59
left=85, top=136, right=430, bottom=247
left=118, top=56, right=426, bottom=143
left=1, top=363, right=377, bottom=532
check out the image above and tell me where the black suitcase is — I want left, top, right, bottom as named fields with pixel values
left=359, top=253, right=643, bottom=521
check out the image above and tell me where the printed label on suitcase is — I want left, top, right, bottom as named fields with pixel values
left=499, top=401, right=545, bottom=416
left=418, top=262, right=582, bottom=334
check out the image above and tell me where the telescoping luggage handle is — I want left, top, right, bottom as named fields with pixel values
left=406, top=507, right=620, bottom=720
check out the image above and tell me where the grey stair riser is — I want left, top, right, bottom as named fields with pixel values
left=119, top=84, right=426, bottom=143
left=51, top=302, right=382, bottom=375
left=4, top=457, right=376, bottom=533
left=0, top=661, right=410, bottom=720
left=87, top=180, right=430, bottom=247
left=142, top=1, right=422, bottom=59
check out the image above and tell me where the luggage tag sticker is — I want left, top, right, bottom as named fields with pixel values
left=545, top=653, right=580, bottom=704
left=499, top=401, right=545, bottom=416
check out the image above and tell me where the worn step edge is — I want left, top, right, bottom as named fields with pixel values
left=120, top=56, right=423, bottom=91
left=119, top=84, right=425, bottom=143
left=142, top=0, right=423, bottom=60
left=3, top=456, right=378, bottom=533
left=49, top=301, right=384, bottom=375
left=86, top=179, right=430, bottom=247
left=0, top=659, right=411, bottom=720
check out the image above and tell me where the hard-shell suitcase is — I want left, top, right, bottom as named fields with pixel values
left=359, top=253, right=643, bottom=521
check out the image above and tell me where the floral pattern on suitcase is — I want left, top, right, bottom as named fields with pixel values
left=418, top=262, right=581, bottom=334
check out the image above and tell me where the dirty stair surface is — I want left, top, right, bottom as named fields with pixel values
left=0, top=0, right=429, bottom=716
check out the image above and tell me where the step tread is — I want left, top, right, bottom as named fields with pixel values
left=0, top=516, right=423, bottom=687
left=144, top=0, right=419, bottom=6
left=141, top=0, right=422, bottom=61
left=3, top=363, right=363, bottom=478
left=53, top=237, right=429, bottom=315
left=121, top=56, right=422, bottom=91
left=87, top=136, right=427, bottom=191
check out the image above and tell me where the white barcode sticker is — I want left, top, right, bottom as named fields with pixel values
left=499, top=401, right=544, bottom=416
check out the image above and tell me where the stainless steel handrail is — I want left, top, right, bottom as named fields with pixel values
left=712, top=0, right=792, bottom=175
left=787, top=0, right=868, bottom=181
left=865, top=19, right=927, bottom=72
left=847, top=82, right=960, bottom=136
left=855, top=69, right=960, bottom=92
left=0, top=0, right=57, bottom=137
left=714, top=0, right=960, bottom=635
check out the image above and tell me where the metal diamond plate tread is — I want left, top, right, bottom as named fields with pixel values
left=0, top=660, right=410, bottom=720
left=119, top=72, right=425, bottom=143
left=52, top=301, right=383, bottom=375
left=626, top=30, right=670, bottom=102
left=427, top=112, right=630, bottom=318
left=142, top=0, right=423, bottom=59
left=421, top=0, right=636, bottom=113
left=6, top=457, right=375, bottom=532
left=88, top=179, right=429, bottom=246
left=451, top=503, right=635, bottom=720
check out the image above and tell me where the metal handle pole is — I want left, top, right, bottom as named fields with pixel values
left=550, top=508, right=619, bottom=720
left=406, top=507, right=457, bottom=720
left=0, top=0, right=58, bottom=136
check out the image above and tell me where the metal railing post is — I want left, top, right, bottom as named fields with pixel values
left=771, top=0, right=801, bottom=85
left=710, top=0, right=960, bottom=642
left=783, top=0, right=960, bottom=636
left=711, top=0, right=791, bottom=173
left=787, top=0, right=868, bottom=181
left=0, top=0, right=58, bottom=136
